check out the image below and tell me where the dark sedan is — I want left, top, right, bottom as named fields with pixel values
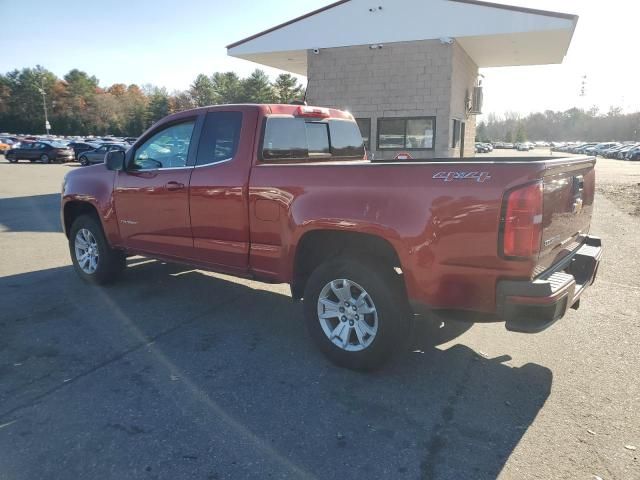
left=78, top=143, right=127, bottom=166
left=5, top=141, right=75, bottom=164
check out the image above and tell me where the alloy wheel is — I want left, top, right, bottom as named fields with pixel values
left=317, top=278, right=379, bottom=352
left=74, top=228, right=99, bottom=274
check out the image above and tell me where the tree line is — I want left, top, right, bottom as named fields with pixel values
left=0, top=66, right=305, bottom=136
left=477, top=107, right=640, bottom=143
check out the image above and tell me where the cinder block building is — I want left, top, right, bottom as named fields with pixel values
left=228, top=0, right=577, bottom=159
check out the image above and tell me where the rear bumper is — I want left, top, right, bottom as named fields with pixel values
left=497, top=236, right=603, bottom=333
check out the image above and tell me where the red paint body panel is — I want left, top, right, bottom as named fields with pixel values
left=61, top=104, right=598, bottom=317
left=114, top=169, right=193, bottom=258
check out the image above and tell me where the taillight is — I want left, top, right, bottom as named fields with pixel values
left=501, top=181, right=543, bottom=259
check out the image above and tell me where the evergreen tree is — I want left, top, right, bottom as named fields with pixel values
left=211, top=72, right=241, bottom=104
left=273, top=73, right=304, bottom=104
left=189, top=74, right=216, bottom=107
left=146, top=87, right=171, bottom=126
left=239, top=69, right=275, bottom=103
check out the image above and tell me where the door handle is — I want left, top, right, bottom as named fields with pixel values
left=165, top=181, right=185, bottom=191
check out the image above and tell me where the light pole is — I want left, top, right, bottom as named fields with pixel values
left=38, top=77, right=51, bottom=135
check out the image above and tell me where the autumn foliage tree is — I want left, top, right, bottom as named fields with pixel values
left=0, top=66, right=305, bottom=136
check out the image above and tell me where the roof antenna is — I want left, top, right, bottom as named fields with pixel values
left=290, top=78, right=308, bottom=105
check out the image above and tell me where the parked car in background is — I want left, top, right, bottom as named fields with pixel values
left=67, top=142, right=101, bottom=160
left=0, top=139, right=11, bottom=155
left=475, top=142, right=490, bottom=153
left=626, top=146, right=640, bottom=161
left=617, top=144, right=639, bottom=159
left=601, top=144, right=623, bottom=158
left=5, top=141, right=75, bottom=163
left=573, top=143, right=598, bottom=154
left=585, top=142, right=618, bottom=156
left=0, top=136, right=20, bottom=147
left=516, top=142, right=534, bottom=151
left=123, top=137, right=138, bottom=145
left=78, top=143, right=127, bottom=166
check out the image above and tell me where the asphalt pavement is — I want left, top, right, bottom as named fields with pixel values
left=0, top=156, right=638, bottom=480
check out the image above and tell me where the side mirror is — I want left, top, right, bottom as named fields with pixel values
left=105, top=150, right=125, bottom=171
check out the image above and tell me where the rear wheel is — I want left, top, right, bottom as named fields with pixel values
left=69, top=215, right=126, bottom=285
left=303, top=257, right=409, bottom=371
left=40, top=154, right=50, bottom=164
left=7, top=156, right=17, bottom=163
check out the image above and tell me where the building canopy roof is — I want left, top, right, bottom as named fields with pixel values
left=227, top=0, right=578, bottom=75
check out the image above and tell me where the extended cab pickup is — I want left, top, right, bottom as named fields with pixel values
left=62, top=104, right=603, bottom=370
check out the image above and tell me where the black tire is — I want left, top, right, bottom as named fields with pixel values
left=79, top=156, right=88, bottom=166
left=40, top=154, right=50, bottom=164
left=7, top=156, right=17, bottom=163
left=69, top=214, right=126, bottom=285
left=303, top=257, right=410, bottom=371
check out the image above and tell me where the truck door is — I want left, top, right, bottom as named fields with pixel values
left=188, top=108, right=256, bottom=272
left=113, top=117, right=199, bottom=258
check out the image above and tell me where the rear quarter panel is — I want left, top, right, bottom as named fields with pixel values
left=249, top=161, right=547, bottom=313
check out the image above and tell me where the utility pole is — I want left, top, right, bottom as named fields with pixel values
left=38, top=77, right=51, bottom=136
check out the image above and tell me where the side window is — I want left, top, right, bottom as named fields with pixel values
left=97, top=146, right=107, bottom=153
left=195, top=111, right=242, bottom=166
left=132, top=120, right=195, bottom=170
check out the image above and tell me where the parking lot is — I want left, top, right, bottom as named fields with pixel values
left=0, top=155, right=638, bottom=480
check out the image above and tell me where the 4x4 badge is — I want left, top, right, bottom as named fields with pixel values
left=432, top=171, right=491, bottom=183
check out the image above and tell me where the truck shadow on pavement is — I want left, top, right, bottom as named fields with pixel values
left=0, top=194, right=61, bottom=233
left=0, top=260, right=552, bottom=480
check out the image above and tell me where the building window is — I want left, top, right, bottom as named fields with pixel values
left=452, top=119, right=461, bottom=148
left=355, top=118, right=371, bottom=150
left=377, top=117, right=435, bottom=150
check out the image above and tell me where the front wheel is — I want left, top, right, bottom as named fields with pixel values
left=303, top=257, right=409, bottom=371
left=7, top=156, right=17, bottom=163
left=69, top=215, right=126, bottom=284
left=40, top=154, right=50, bottom=164
left=79, top=156, right=88, bottom=166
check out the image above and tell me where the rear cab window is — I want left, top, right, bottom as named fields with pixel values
left=261, top=117, right=365, bottom=163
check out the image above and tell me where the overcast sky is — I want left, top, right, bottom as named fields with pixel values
left=0, top=0, right=637, bottom=117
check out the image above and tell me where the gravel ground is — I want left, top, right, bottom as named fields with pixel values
left=0, top=155, right=638, bottom=480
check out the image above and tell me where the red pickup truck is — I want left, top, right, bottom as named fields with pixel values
left=61, top=104, right=603, bottom=370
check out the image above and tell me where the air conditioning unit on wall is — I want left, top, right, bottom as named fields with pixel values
left=466, top=76, right=484, bottom=115
left=470, top=86, right=483, bottom=115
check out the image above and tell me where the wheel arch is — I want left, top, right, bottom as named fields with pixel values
left=291, top=229, right=405, bottom=300
left=63, top=201, right=101, bottom=239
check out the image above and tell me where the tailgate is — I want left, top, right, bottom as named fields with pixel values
left=535, top=157, right=596, bottom=275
